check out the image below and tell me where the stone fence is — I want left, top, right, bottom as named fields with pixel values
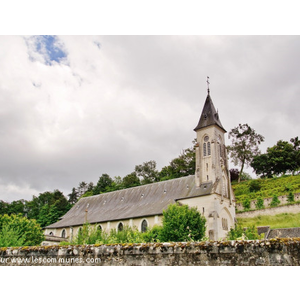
left=1, top=239, right=300, bottom=266
left=235, top=193, right=300, bottom=211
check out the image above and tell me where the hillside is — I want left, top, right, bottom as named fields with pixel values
left=236, top=212, right=300, bottom=229
left=231, top=174, right=300, bottom=203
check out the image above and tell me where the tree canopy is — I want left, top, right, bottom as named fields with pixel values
left=227, top=123, right=264, bottom=182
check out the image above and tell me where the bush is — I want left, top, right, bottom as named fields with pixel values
left=249, top=179, right=262, bottom=192
left=159, top=203, right=206, bottom=242
left=0, top=214, right=44, bottom=247
left=227, top=224, right=263, bottom=240
left=270, top=194, right=280, bottom=207
left=255, top=196, right=265, bottom=209
left=242, top=197, right=251, bottom=211
left=287, top=191, right=295, bottom=203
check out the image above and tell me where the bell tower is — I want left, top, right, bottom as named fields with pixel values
left=194, top=79, right=232, bottom=201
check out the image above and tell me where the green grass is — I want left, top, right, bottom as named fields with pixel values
left=237, top=212, right=300, bottom=229
left=232, top=174, right=300, bottom=203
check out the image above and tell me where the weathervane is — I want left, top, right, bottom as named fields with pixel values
left=207, top=76, right=210, bottom=93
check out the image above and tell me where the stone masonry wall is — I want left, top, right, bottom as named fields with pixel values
left=1, top=239, right=300, bottom=266
left=236, top=193, right=300, bottom=211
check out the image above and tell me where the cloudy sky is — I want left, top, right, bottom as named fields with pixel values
left=0, top=35, right=299, bottom=202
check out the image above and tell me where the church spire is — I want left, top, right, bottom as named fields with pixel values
left=194, top=79, right=226, bottom=133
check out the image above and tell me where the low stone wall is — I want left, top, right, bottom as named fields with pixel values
left=1, top=239, right=300, bottom=266
left=236, top=193, right=300, bottom=211
left=237, top=203, right=300, bottom=218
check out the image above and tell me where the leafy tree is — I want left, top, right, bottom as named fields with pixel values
left=0, top=214, right=44, bottom=246
left=290, top=136, right=300, bottom=175
left=227, top=123, right=264, bottom=182
left=159, top=203, right=206, bottom=242
left=159, top=142, right=196, bottom=181
left=0, top=200, right=9, bottom=215
left=122, top=172, right=140, bottom=189
left=27, top=190, right=71, bottom=227
left=251, top=139, right=298, bottom=177
left=93, top=173, right=114, bottom=195
left=135, top=160, right=159, bottom=184
left=68, top=187, right=79, bottom=205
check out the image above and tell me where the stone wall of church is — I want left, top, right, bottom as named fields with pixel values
left=2, top=238, right=300, bottom=266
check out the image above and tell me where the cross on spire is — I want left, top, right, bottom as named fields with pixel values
left=207, top=76, right=210, bottom=94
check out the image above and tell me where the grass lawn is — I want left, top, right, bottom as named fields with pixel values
left=237, top=212, right=300, bottom=229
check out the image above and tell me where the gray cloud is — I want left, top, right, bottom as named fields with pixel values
left=0, top=35, right=299, bottom=202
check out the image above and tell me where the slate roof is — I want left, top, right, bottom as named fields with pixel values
left=194, top=92, right=226, bottom=132
left=45, top=175, right=212, bottom=229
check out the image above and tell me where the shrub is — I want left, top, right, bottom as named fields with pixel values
left=249, top=179, right=262, bottom=193
left=287, top=191, right=295, bottom=203
left=159, top=203, right=206, bottom=242
left=270, top=194, right=280, bottom=207
left=242, top=197, right=251, bottom=211
left=255, top=196, right=265, bottom=209
left=227, top=224, right=263, bottom=240
left=0, top=214, right=44, bottom=247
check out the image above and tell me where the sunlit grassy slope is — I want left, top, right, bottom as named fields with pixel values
left=231, top=174, right=300, bottom=203
left=237, top=212, right=300, bottom=229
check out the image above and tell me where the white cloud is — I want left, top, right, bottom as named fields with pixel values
left=0, top=35, right=300, bottom=201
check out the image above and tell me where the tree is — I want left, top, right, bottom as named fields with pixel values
left=159, top=203, right=206, bottom=242
left=93, top=173, right=114, bottom=195
left=68, top=187, right=79, bottom=205
left=290, top=136, right=300, bottom=175
left=122, top=172, right=140, bottom=189
left=0, top=214, right=44, bottom=246
left=135, top=160, right=159, bottom=184
left=227, top=124, right=264, bottom=182
left=251, top=139, right=298, bottom=177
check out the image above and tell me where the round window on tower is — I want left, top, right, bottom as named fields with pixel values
left=204, top=136, right=209, bottom=142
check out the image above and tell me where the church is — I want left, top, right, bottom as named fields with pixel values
left=43, top=86, right=236, bottom=244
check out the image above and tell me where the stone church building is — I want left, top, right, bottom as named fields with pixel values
left=43, top=88, right=236, bottom=244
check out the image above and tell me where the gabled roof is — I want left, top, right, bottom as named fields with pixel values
left=194, top=92, right=226, bottom=132
left=45, top=175, right=213, bottom=229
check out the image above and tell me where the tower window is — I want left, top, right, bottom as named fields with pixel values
left=203, top=143, right=207, bottom=156
left=207, top=142, right=211, bottom=155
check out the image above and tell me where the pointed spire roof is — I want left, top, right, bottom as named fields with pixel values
left=194, top=90, right=226, bottom=132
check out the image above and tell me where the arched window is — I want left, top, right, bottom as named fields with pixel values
left=141, top=219, right=148, bottom=233
left=97, top=225, right=102, bottom=231
left=61, top=229, right=66, bottom=238
left=203, top=136, right=210, bottom=157
left=118, top=222, right=123, bottom=232
left=203, top=143, right=207, bottom=156
left=207, top=142, right=211, bottom=155
left=49, top=232, right=53, bottom=236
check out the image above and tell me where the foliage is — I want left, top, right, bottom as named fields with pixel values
left=93, top=174, right=114, bottom=195
left=122, top=172, right=140, bottom=188
left=287, top=191, right=295, bottom=203
left=227, top=123, right=264, bottom=182
left=237, top=212, right=300, bottom=229
left=251, top=138, right=300, bottom=177
left=242, top=197, right=251, bottom=211
left=159, top=203, right=206, bottom=242
left=270, top=194, right=280, bottom=207
left=64, top=223, right=163, bottom=245
left=0, top=214, right=44, bottom=246
left=255, top=196, right=265, bottom=209
left=227, top=224, right=263, bottom=240
left=232, top=174, right=300, bottom=203
left=249, top=179, right=262, bottom=193
left=135, top=160, right=159, bottom=184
